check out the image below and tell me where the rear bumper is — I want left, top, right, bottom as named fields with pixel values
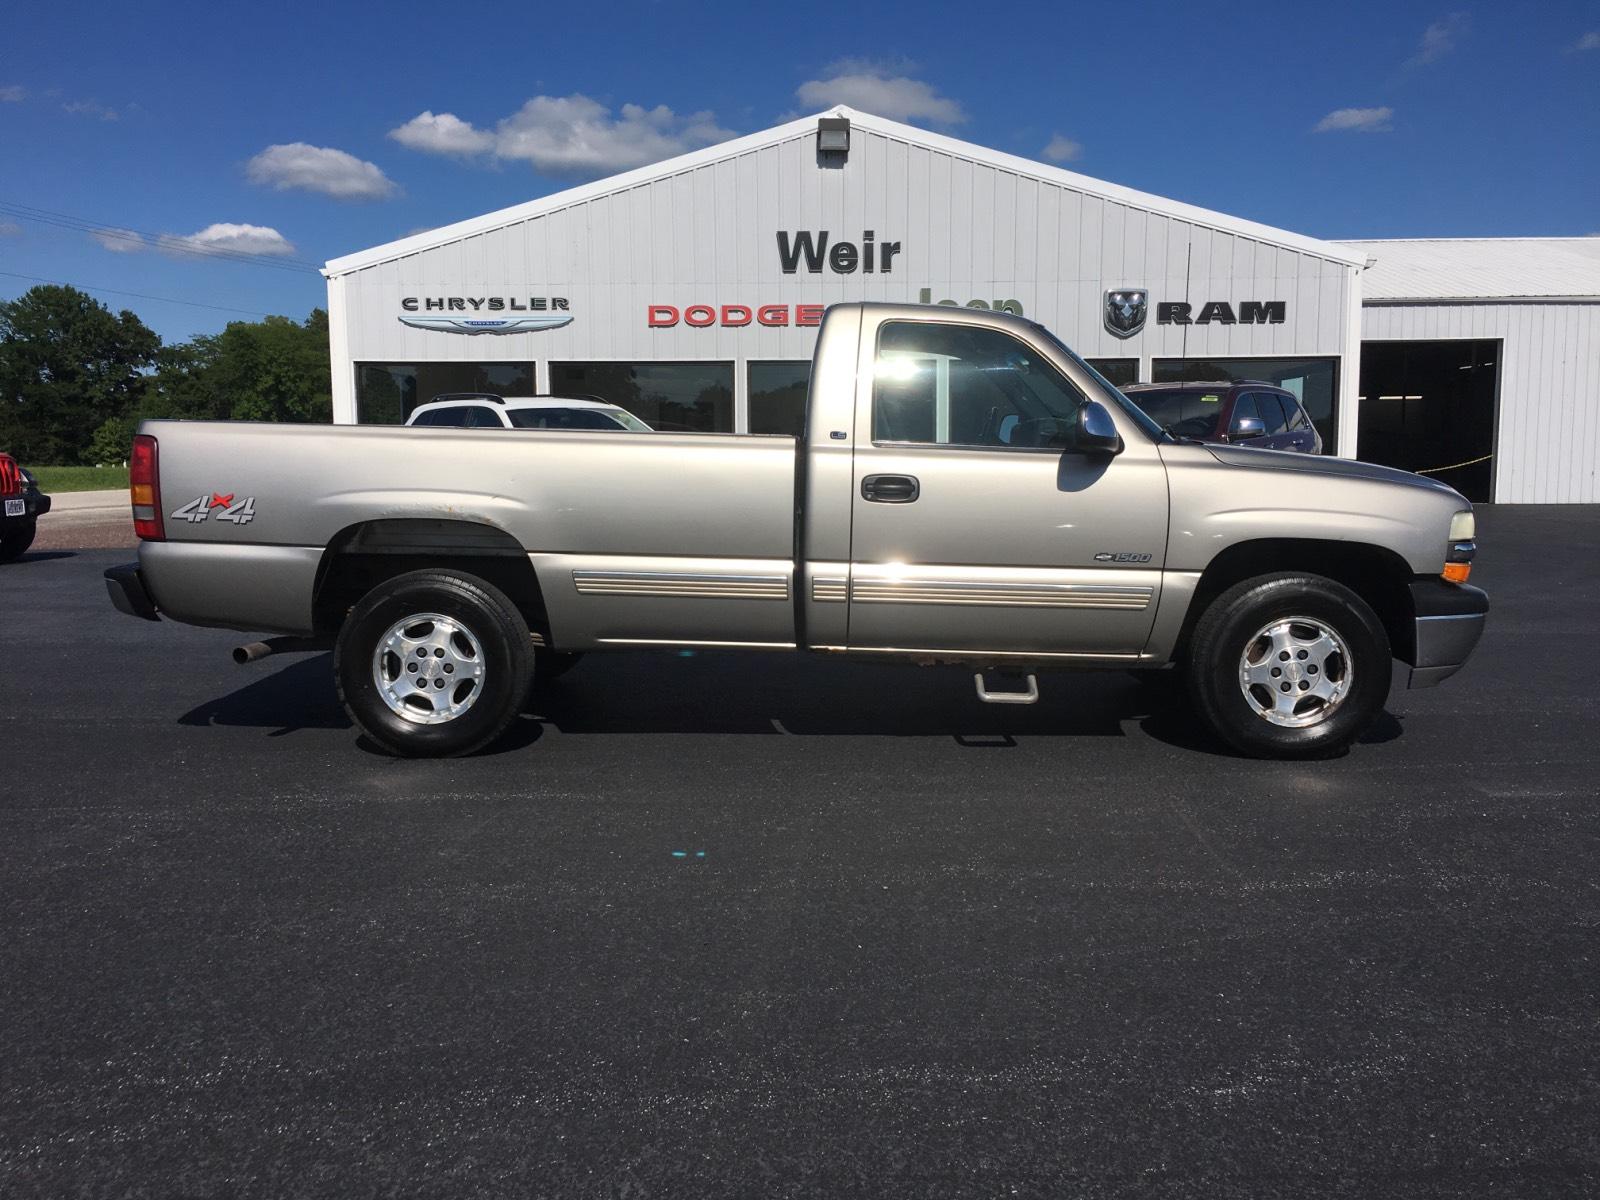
left=105, top=562, right=160, bottom=621
left=1406, top=579, right=1488, bottom=689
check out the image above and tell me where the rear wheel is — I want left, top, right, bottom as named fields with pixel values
left=334, top=569, right=534, bottom=757
left=1186, top=572, right=1391, bottom=759
left=0, top=518, right=36, bottom=562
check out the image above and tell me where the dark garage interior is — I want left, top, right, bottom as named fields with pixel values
left=1358, top=339, right=1499, bottom=502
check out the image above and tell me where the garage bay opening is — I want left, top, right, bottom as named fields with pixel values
left=1358, top=340, right=1499, bottom=502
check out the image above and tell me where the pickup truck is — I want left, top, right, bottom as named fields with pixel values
left=104, top=303, right=1487, bottom=759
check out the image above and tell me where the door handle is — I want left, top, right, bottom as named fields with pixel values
left=861, top=474, right=920, bottom=503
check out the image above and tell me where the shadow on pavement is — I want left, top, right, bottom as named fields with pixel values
left=176, top=648, right=1307, bottom=756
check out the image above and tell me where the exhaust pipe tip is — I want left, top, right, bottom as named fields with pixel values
left=232, top=641, right=273, bottom=665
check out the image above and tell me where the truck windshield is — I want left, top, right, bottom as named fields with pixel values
left=1029, top=323, right=1168, bottom=442
left=1123, top=389, right=1224, bottom=439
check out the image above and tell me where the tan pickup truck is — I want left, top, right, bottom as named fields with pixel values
left=106, top=303, right=1487, bottom=759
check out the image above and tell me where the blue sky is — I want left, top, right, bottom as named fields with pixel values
left=2, top=0, right=1597, bottom=342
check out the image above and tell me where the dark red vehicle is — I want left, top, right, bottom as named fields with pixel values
left=0, top=452, right=51, bottom=562
left=1121, top=381, right=1322, bottom=454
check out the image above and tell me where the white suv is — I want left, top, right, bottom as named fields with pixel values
left=406, top=394, right=653, bottom=432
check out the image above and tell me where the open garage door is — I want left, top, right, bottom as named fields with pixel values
left=1357, top=340, right=1498, bottom=501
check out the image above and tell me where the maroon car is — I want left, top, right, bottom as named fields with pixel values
left=1122, top=381, right=1322, bottom=454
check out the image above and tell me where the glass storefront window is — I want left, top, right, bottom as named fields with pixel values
left=1152, top=357, right=1339, bottom=452
left=748, top=361, right=811, bottom=436
left=1086, top=358, right=1139, bottom=388
left=355, top=362, right=535, bottom=424
left=550, top=362, right=733, bottom=433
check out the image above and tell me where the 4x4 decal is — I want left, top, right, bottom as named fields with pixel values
left=171, top=493, right=257, bottom=525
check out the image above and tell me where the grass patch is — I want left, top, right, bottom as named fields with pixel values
left=27, top=465, right=130, bottom=493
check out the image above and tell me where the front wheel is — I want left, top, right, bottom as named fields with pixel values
left=1186, top=573, right=1392, bottom=759
left=334, top=569, right=534, bottom=757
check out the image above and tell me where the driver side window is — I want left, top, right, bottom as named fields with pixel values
left=872, top=321, right=1086, bottom=449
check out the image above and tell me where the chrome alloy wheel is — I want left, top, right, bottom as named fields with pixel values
left=1237, top=615, right=1352, bottom=729
left=372, top=612, right=486, bottom=725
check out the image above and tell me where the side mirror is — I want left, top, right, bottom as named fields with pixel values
left=1228, top=415, right=1265, bottom=441
left=1074, top=401, right=1124, bottom=457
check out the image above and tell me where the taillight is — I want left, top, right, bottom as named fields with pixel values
left=130, top=434, right=163, bottom=540
left=0, top=455, right=20, bottom=497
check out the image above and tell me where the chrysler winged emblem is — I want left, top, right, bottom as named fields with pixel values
left=398, top=314, right=573, bottom=335
left=1103, top=288, right=1148, bottom=339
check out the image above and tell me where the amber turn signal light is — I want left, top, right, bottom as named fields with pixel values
left=1441, top=562, right=1471, bottom=584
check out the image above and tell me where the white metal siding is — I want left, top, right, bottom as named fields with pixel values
left=1362, top=302, right=1600, bottom=503
left=333, top=125, right=1356, bottom=429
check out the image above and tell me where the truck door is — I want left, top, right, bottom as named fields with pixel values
left=843, top=313, right=1168, bottom=657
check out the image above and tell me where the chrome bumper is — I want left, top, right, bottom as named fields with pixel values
left=1406, top=580, right=1488, bottom=689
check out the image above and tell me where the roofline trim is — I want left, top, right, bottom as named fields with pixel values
left=325, top=106, right=1367, bottom=276
left=1363, top=295, right=1600, bottom=306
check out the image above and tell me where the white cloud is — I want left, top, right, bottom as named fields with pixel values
left=1570, top=31, right=1600, bottom=51
left=388, top=111, right=494, bottom=156
left=1041, top=134, right=1082, bottom=163
left=0, top=85, right=24, bottom=102
left=91, top=228, right=146, bottom=253
left=63, top=99, right=118, bottom=120
left=795, top=61, right=964, bottom=125
left=0, top=220, right=21, bottom=236
left=157, top=223, right=297, bottom=259
left=390, top=94, right=735, bottom=177
left=245, top=143, right=397, bottom=201
left=1408, top=12, right=1470, bottom=65
left=1314, top=106, right=1395, bottom=133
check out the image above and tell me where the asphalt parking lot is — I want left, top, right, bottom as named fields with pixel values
left=3, top=505, right=1598, bottom=1197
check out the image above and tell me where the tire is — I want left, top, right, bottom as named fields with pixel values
left=0, top=519, right=36, bottom=563
left=535, top=649, right=584, bottom=680
left=334, top=569, right=535, bottom=758
left=1186, top=572, right=1391, bottom=759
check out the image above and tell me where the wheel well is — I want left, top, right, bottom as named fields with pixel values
left=312, top=519, right=552, bottom=643
left=1178, top=539, right=1417, bottom=662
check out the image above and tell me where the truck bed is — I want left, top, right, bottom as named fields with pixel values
left=138, top=420, right=799, bottom=638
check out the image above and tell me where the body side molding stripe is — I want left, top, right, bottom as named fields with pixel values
left=572, top=570, right=790, bottom=601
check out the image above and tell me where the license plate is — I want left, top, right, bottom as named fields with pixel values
left=3, top=498, right=24, bottom=517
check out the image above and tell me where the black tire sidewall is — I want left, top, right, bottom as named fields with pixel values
left=1189, top=574, right=1391, bottom=758
left=335, top=571, right=533, bottom=757
left=0, top=519, right=36, bottom=561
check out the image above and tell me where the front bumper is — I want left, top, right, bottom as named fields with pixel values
left=105, top=562, right=160, bottom=621
left=1406, top=579, right=1488, bottom=689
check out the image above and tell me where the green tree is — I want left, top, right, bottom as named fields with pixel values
left=0, top=285, right=160, bottom=463
left=206, top=309, right=331, bottom=423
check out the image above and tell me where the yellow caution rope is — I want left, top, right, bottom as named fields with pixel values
left=1416, top=454, right=1493, bottom=476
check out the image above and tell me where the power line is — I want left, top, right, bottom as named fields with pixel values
left=0, top=199, right=324, bottom=274
left=0, top=269, right=276, bottom=317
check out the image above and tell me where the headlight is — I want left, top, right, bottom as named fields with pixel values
left=1449, top=511, right=1475, bottom=542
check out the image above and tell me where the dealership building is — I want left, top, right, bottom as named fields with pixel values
left=323, top=107, right=1600, bottom=503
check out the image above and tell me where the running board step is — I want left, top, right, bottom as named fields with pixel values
left=973, top=672, right=1040, bottom=705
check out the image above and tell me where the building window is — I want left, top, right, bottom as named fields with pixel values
left=1086, top=358, right=1139, bottom=388
left=355, top=362, right=535, bottom=424
left=748, top=361, right=811, bottom=436
left=550, top=362, right=733, bottom=433
left=1152, top=357, right=1339, bottom=452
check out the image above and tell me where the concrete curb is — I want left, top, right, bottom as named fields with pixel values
left=45, top=489, right=126, bottom=513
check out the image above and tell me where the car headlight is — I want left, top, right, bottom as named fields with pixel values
left=1443, top=510, right=1476, bottom=584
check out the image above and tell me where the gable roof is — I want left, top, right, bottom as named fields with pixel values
left=325, top=107, right=1368, bottom=277
left=1338, top=237, right=1600, bottom=302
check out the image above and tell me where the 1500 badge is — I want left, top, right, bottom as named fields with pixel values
left=171, top=493, right=257, bottom=525
left=1094, top=551, right=1152, bottom=563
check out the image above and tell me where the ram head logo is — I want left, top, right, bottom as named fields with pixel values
left=1103, top=288, right=1148, bottom=339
